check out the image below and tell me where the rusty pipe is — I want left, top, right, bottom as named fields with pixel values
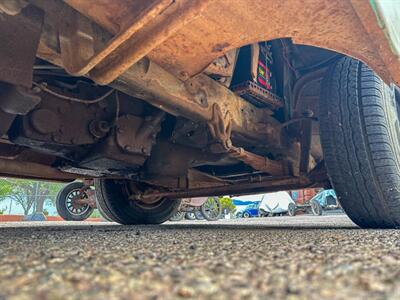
left=61, top=0, right=173, bottom=76
left=0, top=158, right=77, bottom=181
left=90, top=0, right=212, bottom=84
left=140, top=176, right=312, bottom=199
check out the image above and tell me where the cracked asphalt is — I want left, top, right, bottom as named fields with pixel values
left=0, top=214, right=399, bottom=300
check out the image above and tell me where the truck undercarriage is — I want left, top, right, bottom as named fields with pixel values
left=1, top=0, right=400, bottom=227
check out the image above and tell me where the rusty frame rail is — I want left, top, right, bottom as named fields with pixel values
left=59, top=0, right=211, bottom=84
left=0, top=158, right=77, bottom=182
left=113, top=58, right=293, bottom=175
left=59, top=0, right=172, bottom=76
left=139, top=176, right=314, bottom=199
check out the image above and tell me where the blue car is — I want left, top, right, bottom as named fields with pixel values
left=236, top=202, right=259, bottom=218
left=309, top=189, right=340, bottom=215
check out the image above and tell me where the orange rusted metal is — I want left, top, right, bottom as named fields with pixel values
left=89, top=0, right=212, bottom=84
left=0, top=158, right=77, bottom=181
left=59, top=0, right=172, bottom=76
left=36, top=0, right=400, bottom=85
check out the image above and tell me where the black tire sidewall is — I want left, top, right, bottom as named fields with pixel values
left=95, top=179, right=181, bottom=225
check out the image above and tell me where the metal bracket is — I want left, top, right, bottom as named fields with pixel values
left=0, top=5, right=43, bottom=87
left=207, top=103, right=285, bottom=176
left=59, top=0, right=211, bottom=84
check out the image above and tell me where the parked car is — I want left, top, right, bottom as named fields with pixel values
left=259, top=192, right=295, bottom=216
left=234, top=191, right=295, bottom=218
left=288, top=189, right=341, bottom=216
left=309, top=190, right=341, bottom=216
left=236, top=202, right=260, bottom=218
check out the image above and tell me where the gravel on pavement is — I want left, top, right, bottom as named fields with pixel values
left=0, top=214, right=399, bottom=300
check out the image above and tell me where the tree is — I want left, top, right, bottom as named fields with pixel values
left=219, top=196, right=236, bottom=214
left=0, top=178, right=64, bottom=215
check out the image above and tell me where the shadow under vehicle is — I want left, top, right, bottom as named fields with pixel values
left=0, top=1, right=400, bottom=228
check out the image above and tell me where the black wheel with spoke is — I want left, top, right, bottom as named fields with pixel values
left=200, top=197, right=222, bottom=221
left=56, top=182, right=94, bottom=221
left=94, top=179, right=181, bottom=225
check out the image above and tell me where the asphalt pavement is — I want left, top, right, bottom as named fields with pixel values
left=0, top=214, right=399, bottom=300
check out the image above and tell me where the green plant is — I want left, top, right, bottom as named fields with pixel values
left=90, top=209, right=102, bottom=218
left=0, top=178, right=64, bottom=215
left=219, top=196, right=236, bottom=214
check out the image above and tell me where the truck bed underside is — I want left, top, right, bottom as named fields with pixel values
left=0, top=0, right=398, bottom=198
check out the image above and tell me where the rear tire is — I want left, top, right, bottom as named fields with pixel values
left=320, top=57, right=400, bottom=228
left=94, top=179, right=181, bottom=225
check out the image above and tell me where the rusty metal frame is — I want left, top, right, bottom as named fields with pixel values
left=140, top=176, right=314, bottom=199
left=112, top=58, right=292, bottom=175
left=59, top=0, right=212, bottom=84
left=113, top=58, right=285, bottom=147
left=207, top=103, right=286, bottom=176
left=59, top=0, right=171, bottom=76
left=0, top=158, right=77, bottom=181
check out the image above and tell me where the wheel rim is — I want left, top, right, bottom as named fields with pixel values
left=123, top=181, right=167, bottom=210
left=202, top=198, right=221, bottom=219
left=65, top=189, right=90, bottom=216
left=186, top=212, right=195, bottom=219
